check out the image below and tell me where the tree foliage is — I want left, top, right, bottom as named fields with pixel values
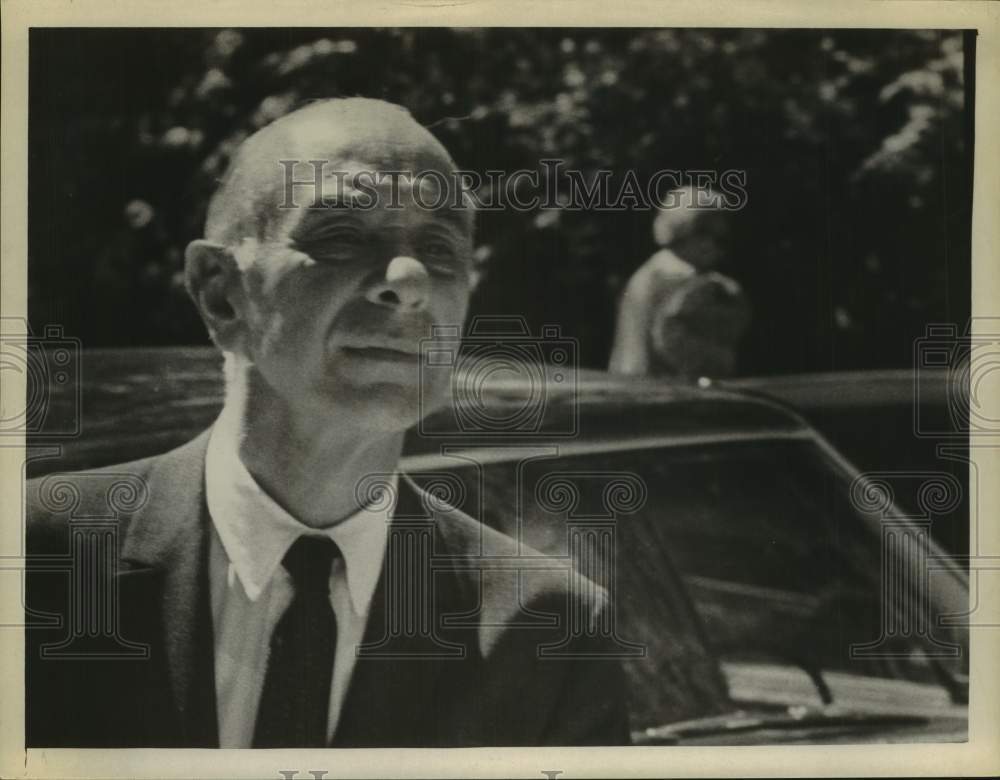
left=29, top=28, right=970, bottom=371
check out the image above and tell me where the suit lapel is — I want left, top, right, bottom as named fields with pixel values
left=119, top=430, right=219, bottom=747
left=333, top=475, right=481, bottom=747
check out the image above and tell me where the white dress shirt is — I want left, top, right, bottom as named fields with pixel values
left=204, top=414, right=393, bottom=748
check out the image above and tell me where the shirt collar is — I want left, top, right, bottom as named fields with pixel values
left=204, top=411, right=394, bottom=614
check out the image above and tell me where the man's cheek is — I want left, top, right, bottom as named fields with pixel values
left=434, top=284, right=473, bottom=329
left=243, top=243, right=317, bottom=298
left=241, top=295, right=299, bottom=362
left=423, top=370, right=454, bottom=417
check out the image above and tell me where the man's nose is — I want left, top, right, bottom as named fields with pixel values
left=366, top=255, right=430, bottom=310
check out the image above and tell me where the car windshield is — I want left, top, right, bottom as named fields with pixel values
left=415, top=437, right=968, bottom=733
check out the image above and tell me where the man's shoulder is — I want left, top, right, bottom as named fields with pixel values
left=422, top=483, right=555, bottom=572
left=414, top=478, right=609, bottom=652
left=26, top=456, right=155, bottom=538
left=25, top=433, right=210, bottom=554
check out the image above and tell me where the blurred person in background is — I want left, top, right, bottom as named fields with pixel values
left=608, top=185, right=751, bottom=380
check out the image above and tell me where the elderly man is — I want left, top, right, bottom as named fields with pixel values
left=25, top=98, right=631, bottom=748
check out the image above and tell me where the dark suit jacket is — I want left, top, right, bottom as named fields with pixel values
left=25, top=431, right=631, bottom=747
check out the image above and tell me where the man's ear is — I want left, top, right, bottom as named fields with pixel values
left=184, top=239, right=244, bottom=349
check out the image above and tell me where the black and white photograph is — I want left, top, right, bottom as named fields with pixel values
left=2, top=2, right=999, bottom=778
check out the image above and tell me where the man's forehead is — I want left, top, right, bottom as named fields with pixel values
left=289, top=162, right=475, bottom=238
left=309, top=159, right=462, bottom=198
left=248, top=116, right=462, bottom=201
left=206, top=99, right=474, bottom=243
left=262, top=101, right=456, bottom=175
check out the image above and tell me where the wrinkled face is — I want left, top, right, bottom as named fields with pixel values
left=233, top=156, right=474, bottom=432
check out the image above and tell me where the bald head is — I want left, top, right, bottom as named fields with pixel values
left=205, top=98, right=469, bottom=245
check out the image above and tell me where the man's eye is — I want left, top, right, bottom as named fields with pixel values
left=419, top=242, right=463, bottom=277
left=327, top=230, right=365, bottom=245
left=420, top=241, right=456, bottom=260
left=302, top=231, right=367, bottom=261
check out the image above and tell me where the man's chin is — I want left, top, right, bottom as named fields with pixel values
left=324, top=353, right=451, bottom=413
left=308, top=379, right=425, bottom=432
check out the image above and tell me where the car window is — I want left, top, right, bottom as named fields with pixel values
left=412, top=449, right=733, bottom=728
left=415, top=437, right=966, bottom=729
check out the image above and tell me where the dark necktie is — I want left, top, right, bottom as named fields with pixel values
left=253, top=535, right=340, bottom=747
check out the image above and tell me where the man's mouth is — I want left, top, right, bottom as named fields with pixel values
left=341, top=345, right=420, bottom=363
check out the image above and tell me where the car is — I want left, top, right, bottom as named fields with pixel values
left=26, top=347, right=970, bottom=745
left=721, top=369, right=970, bottom=557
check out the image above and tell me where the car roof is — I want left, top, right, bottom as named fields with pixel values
left=403, top=366, right=813, bottom=461
left=721, top=368, right=951, bottom=409
left=28, top=348, right=814, bottom=477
